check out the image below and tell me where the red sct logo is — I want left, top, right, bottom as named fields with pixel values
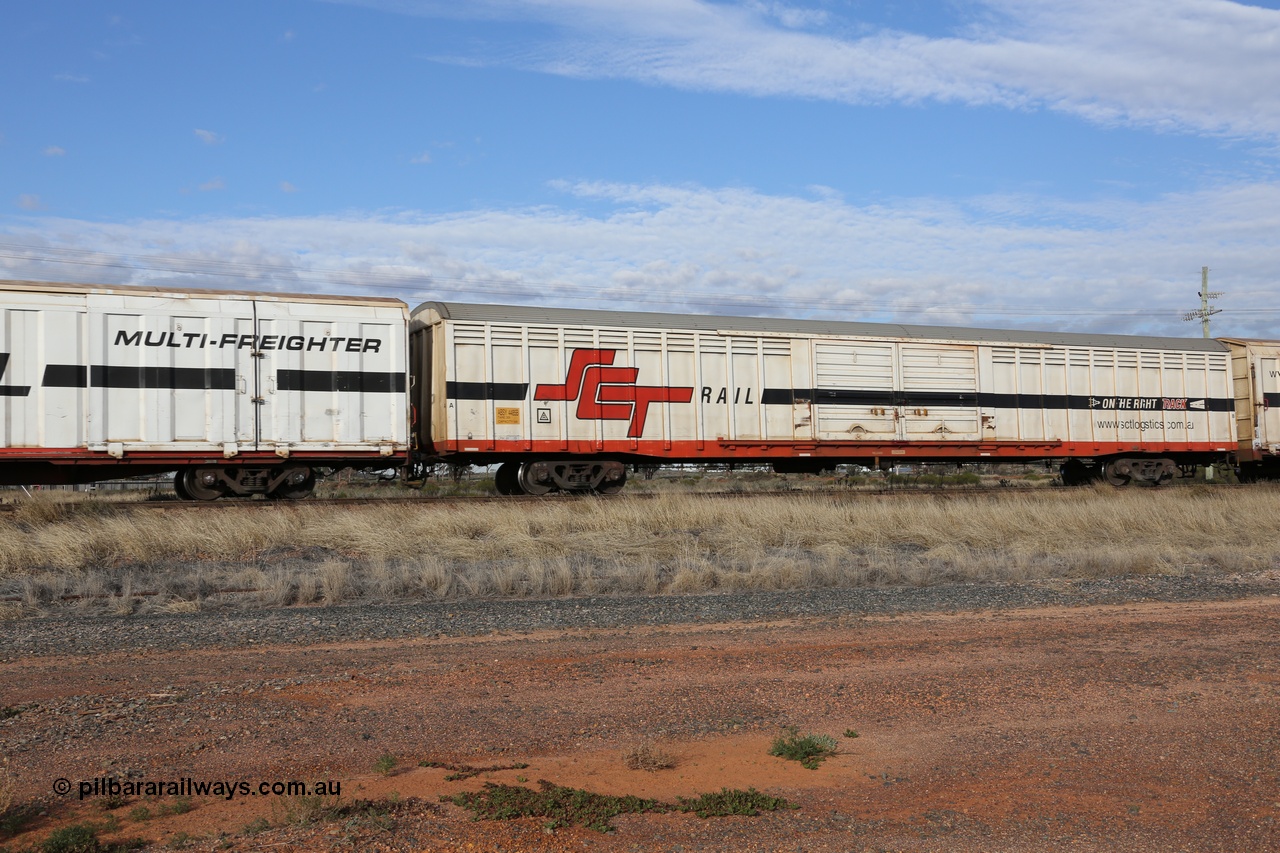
left=534, top=349, right=694, bottom=438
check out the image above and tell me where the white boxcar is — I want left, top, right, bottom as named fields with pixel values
left=1224, top=338, right=1280, bottom=478
left=410, top=302, right=1237, bottom=492
left=0, top=280, right=409, bottom=496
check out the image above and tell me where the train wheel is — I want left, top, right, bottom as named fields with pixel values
left=517, top=462, right=554, bottom=496
left=494, top=462, right=523, bottom=495
left=1102, top=460, right=1132, bottom=487
left=595, top=468, right=627, bottom=495
left=270, top=469, right=316, bottom=500
left=172, top=470, right=193, bottom=500
left=181, top=468, right=226, bottom=501
left=1059, top=460, right=1093, bottom=487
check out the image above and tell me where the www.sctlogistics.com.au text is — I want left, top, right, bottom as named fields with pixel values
left=62, top=777, right=341, bottom=801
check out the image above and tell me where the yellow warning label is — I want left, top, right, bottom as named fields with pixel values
left=495, top=407, right=521, bottom=425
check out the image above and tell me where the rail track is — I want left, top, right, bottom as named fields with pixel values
left=0, top=481, right=1247, bottom=513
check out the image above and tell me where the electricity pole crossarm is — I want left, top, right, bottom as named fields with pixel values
left=1182, top=266, right=1223, bottom=338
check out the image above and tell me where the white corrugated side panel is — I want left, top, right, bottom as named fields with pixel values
left=449, top=321, right=489, bottom=449
left=0, top=289, right=88, bottom=449
left=1251, top=345, right=1280, bottom=451
left=447, top=319, right=810, bottom=449
left=0, top=287, right=408, bottom=454
left=257, top=299, right=408, bottom=451
left=83, top=291, right=251, bottom=448
left=528, top=324, right=561, bottom=449
left=985, top=343, right=1234, bottom=447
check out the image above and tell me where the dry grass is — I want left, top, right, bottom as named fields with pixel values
left=0, top=755, right=15, bottom=817
left=1, top=485, right=1278, bottom=615
left=622, top=741, right=678, bottom=772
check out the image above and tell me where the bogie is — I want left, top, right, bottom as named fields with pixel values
left=173, top=466, right=316, bottom=501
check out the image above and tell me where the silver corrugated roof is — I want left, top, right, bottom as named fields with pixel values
left=413, top=301, right=1231, bottom=352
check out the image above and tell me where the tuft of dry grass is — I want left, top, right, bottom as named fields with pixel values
left=1, top=486, right=1278, bottom=616
left=0, top=755, right=15, bottom=817
left=622, top=741, right=678, bottom=772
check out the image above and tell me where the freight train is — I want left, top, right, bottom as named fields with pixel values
left=1, top=280, right=1277, bottom=498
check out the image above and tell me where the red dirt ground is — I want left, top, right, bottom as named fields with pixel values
left=4, top=597, right=1279, bottom=851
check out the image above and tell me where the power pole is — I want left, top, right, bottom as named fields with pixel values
left=1182, top=266, right=1223, bottom=338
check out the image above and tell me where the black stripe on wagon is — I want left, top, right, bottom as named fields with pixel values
left=1265, top=392, right=1280, bottom=409
left=42, top=364, right=232, bottom=390
left=764, top=387, right=1237, bottom=412
left=90, top=366, right=237, bottom=390
left=276, top=370, right=407, bottom=394
left=0, top=353, right=31, bottom=396
left=816, top=388, right=899, bottom=406
left=41, top=365, right=88, bottom=388
left=446, top=381, right=530, bottom=401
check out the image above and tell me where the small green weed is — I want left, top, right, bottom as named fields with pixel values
left=270, top=793, right=343, bottom=826
left=843, top=729, right=860, bottom=739
left=98, top=794, right=128, bottom=812
left=157, top=797, right=193, bottom=816
left=40, top=824, right=99, bottom=853
left=240, top=816, right=270, bottom=835
left=445, top=780, right=663, bottom=833
left=675, top=788, right=797, bottom=818
left=127, top=805, right=152, bottom=823
left=769, top=727, right=839, bottom=769
left=373, top=754, right=397, bottom=776
left=445, top=780, right=797, bottom=832
left=39, top=822, right=146, bottom=853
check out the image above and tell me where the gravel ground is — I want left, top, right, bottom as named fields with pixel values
left=4, top=571, right=1279, bottom=853
left=4, top=571, right=1276, bottom=658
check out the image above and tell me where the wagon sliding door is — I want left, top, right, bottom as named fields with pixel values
left=897, top=344, right=981, bottom=441
left=811, top=339, right=896, bottom=440
left=810, top=340, right=980, bottom=443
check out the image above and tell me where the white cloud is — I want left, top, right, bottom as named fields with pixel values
left=411, top=151, right=432, bottom=164
left=198, top=177, right=226, bottom=191
left=194, top=128, right=225, bottom=145
left=280, top=181, right=299, bottom=193
left=4, top=179, right=1277, bottom=337
left=342, top=0, right=1280, bottom=140
left=43, top=146, right=66, bottom=157
left=16, top=194, right=43, bottom=211
left=53, top=73, right=90, bottom=84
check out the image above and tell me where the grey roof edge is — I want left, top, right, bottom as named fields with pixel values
left=411, top=301, right=1233, bottom=352
left=0, top=279, right=408, bottom=309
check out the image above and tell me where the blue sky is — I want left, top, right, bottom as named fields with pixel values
left=3, top=0, right=1279, bottom=336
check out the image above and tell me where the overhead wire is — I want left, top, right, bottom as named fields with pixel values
left=1, top=241, right=1275, bottom=318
